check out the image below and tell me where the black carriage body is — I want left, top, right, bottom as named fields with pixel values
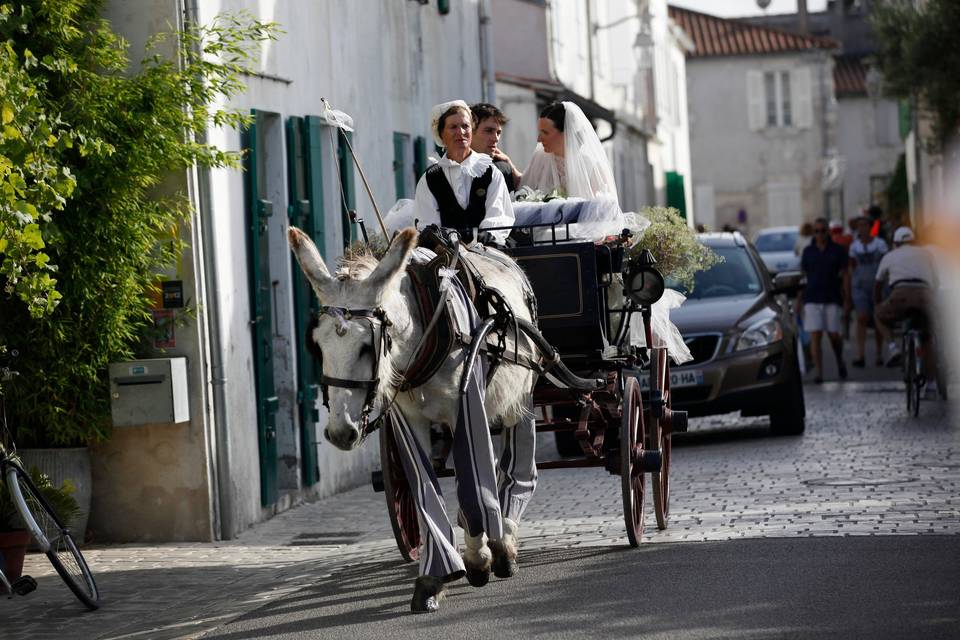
left=505, top=241, right=625, bottom=363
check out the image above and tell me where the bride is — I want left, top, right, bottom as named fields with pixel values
left=521, top=101, right=692, bottom=364
left=516, top=101, right=626, bottom=239
left=521, top=101, right=619, bottom=204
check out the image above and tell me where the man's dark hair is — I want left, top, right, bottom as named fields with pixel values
left=814, top=217, right=829, bottom=228
left=471, top=103, right=508, bottom=129
left=539, top=101, right=565, bottom=132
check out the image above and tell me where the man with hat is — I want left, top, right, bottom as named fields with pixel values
left=874, top=227, right=938, bottom=385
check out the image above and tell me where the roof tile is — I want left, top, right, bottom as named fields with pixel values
left=668, top=5, right=839, bottom=58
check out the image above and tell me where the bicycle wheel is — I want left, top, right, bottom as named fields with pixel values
left=6, top=462, right=99, bottom=609
left=904, top=336, right=916, bottom=416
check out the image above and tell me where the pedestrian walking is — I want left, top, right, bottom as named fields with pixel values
left=848, top=216, right=889, bottom=367
left=800, top=217, right=851, bottom=383
left=794, top=221, right=813, bottom=256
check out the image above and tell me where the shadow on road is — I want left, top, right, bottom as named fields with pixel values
left=202, top=537, right=960, bottom=640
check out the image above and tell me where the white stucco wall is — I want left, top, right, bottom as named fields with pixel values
left=836, top=96, right=902, bottom=219
left=103, top=0, right=488, bottom=539
left=194, top=0, right=487, bottom=536
left=686, top=52, right=835, bottom=236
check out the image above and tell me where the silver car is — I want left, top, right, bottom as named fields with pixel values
left=755, top=226, right=801, bottom=276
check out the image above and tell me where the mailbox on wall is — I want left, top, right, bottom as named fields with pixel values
left=109, top=358, right=190, bottom=426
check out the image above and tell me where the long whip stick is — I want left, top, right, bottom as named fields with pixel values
left=321, top=98, right=389, bottom=241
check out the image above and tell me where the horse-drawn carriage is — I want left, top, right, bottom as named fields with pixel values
left=372, top=212, right=688, bottom=560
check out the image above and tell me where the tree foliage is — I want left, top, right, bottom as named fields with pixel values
left=0, top=1, right=277, bottom=445
left=871, top=0, right=960, bottom=147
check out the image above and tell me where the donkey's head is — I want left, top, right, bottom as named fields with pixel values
left=288, top=226, right=418, bottom=450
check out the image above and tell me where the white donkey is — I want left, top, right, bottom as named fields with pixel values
left=288, top=226, right=537, bottom=612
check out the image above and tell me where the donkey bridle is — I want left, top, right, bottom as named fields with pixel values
left=314, top=305, right=393, bottom=438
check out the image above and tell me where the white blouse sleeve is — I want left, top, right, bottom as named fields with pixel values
left=413, top=175, right=442, bottom=231
left=478, top=168, right=515, bottom=244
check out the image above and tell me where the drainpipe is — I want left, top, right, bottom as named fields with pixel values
left=478, top=0, right=496, bottom=103
left=586, top=0, right=595, bottom=101
left=183, top=0, right=235, bottom=540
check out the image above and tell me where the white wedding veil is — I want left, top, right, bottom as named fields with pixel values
left=521, top=101, right=619, bottom=205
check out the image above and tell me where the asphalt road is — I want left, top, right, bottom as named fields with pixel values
left=202, top=536, right=960, bottom=640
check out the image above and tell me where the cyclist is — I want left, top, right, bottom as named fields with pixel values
left=873, top=226, right=939, bottom=395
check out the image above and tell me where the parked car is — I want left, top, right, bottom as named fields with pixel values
left=755, top=226, right=801, bottom=276
left=666, top=232, right=806, bottom=435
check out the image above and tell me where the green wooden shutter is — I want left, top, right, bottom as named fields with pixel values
left=665, top=171, right=687, bottom=220
left=286, top=115, right=320, bottom=487
left=244, top=109, right=279, bottom=506
left=337, top=130, right=357, bottom=247
left=414, top=136, right=427, bottom=180
left=438, top=0, right=450, bottom=15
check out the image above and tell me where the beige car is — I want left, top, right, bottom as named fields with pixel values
left=666, top=233, right=806, bottom=435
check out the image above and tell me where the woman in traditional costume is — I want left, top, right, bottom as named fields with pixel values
left=412, top=100, right=514, bottom=244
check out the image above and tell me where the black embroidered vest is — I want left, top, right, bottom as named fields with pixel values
left=425, top=163, right=494, bottom=231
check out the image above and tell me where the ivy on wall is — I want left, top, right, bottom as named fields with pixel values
left=0, top=1, right=278, bottom=445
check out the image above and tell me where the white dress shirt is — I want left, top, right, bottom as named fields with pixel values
left=413, top=151, right=515, bottom=244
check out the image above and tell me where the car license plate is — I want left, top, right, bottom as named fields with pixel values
left=639, top=369, right=704, bottom=390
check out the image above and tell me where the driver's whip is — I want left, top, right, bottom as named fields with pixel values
left=321, top=98, right=389, bottom=242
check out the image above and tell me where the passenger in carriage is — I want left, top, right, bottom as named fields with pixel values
left=470, top=102, right=523, bottom=193
left=520, top=100, right=619, bottom=204
left=413, top=100, right=515, bottom=244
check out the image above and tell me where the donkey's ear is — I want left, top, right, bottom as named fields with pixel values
left=288, top=226, right=333, bottom=295
left=366, top=227, right=418, bottom=294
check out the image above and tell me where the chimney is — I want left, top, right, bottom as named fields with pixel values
left=798, top=0, right=809, bottom=35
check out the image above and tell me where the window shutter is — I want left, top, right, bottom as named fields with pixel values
left=303, top=116, right=327, bottom=257
left=746, top=70, right=765, bottom=131
left=414, top=136, right=427, bottom=179
left=337, top=130, right=357, bottom=247
left=793, top=66, right=813, bottom=129
left=393, top=132, right=408, bottom=199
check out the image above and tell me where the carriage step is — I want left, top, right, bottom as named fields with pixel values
left=371, top=471, right=384, bottom=492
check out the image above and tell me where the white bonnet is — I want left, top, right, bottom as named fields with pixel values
left=430, top=100, right=470, bottom=147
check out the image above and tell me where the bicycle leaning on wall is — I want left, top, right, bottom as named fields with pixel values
left=0, top=351, right=100, bottom=609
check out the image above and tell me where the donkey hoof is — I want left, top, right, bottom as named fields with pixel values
left=411, top=576, right=446, bottom=614
left=492, top=553, right=518, bottom=579
left=465, top=567, right=491, bottom=588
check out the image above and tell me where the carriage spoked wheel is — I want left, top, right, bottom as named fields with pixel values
left=380, top=416, right=421, bottom=562
left=650, top=348, right=672, bottom=530
left=620, top=376, right=646, bottom=547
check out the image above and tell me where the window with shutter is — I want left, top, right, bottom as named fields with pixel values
left=792, top=66, right=813, bottom=129
left=746, top=70, right=765, bottom=131
left=780, top=71, right=792, bottom=126
left=764, top=71, right=777, bottom=127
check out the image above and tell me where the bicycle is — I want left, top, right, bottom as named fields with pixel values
left=902, top=315, right=925, bottom=417
left=1, top=353, right=100, bottom=609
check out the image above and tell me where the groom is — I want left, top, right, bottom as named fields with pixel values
left=470, top=102, right=522, bottom=193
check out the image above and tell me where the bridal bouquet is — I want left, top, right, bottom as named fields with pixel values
left=630, top=206, right=721, bottom=292
left=514, top=185, right=566, bottom=202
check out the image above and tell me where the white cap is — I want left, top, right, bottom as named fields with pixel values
left=829, top=219, right=843, bottom=230
left=893, top=226, right=915, bottom=243
left=430, top=100, right=470, bottom=147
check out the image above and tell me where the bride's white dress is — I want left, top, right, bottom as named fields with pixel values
left=519, top=102, right=692, bottom=364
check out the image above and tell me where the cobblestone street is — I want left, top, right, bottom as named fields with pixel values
left=3, top=366, right=958, bottom=639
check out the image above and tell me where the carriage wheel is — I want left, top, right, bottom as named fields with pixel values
left=621, top=376, right=646, bottom=547
left=380, top=416, right=421, bottom=562
left=651, top=348, right=672, bottom=530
